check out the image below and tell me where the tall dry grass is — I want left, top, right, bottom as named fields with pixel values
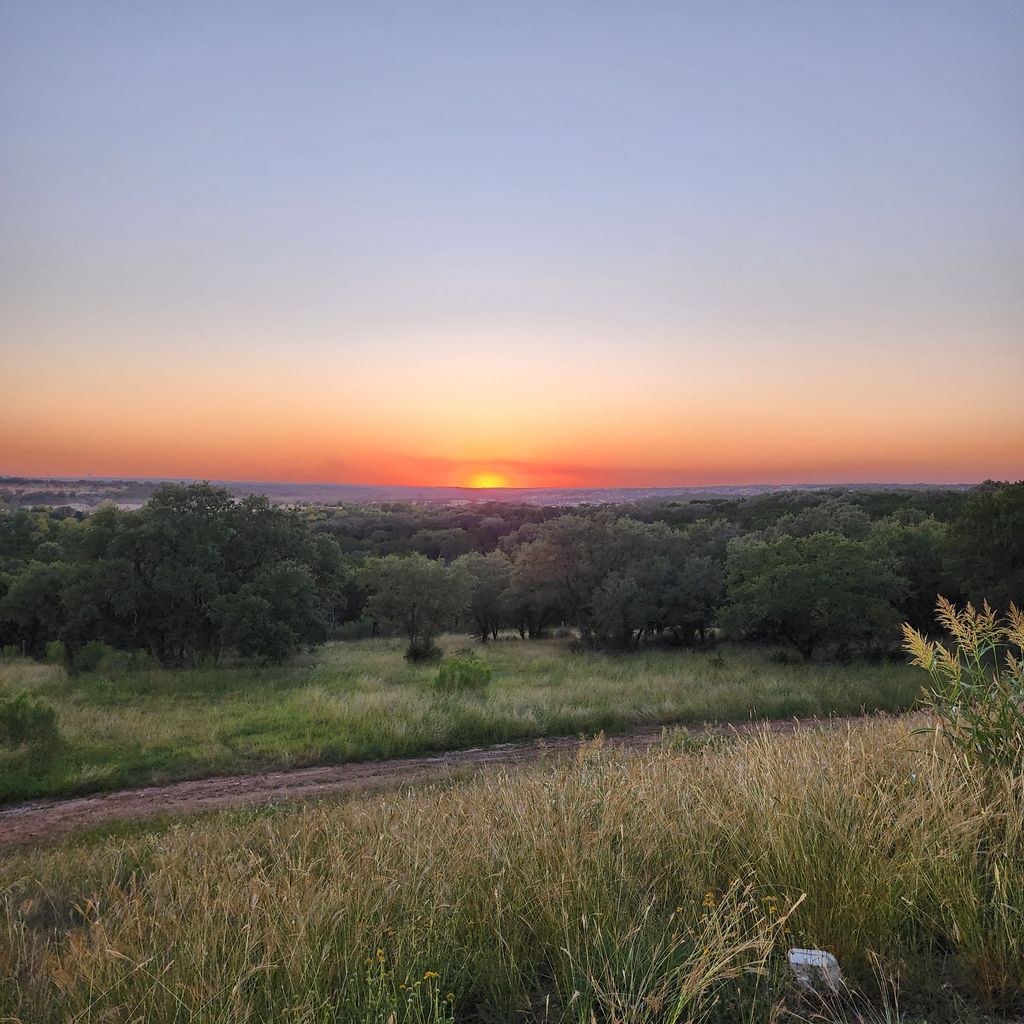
left=2, top=718, right=1022, bottom=1022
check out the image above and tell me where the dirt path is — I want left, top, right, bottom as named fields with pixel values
left=0, top=716, right=864, bottom=847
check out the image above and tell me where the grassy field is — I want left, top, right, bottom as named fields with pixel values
left=0, top=637, right=920, bottom=803
left=2, top=718, right=1019, bottom=1023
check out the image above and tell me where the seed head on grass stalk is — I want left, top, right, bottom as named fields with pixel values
left=561, top=882, right=803, bottom=1024
left=903, top=597, right=1024, bottom=770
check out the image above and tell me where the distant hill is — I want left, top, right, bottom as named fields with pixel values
left=0, top=476, right=976, bottom=511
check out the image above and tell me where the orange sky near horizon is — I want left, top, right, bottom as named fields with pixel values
left=2, top=335, right=1022, bottom=488
left=2, top=287, right=1023, bottom=488
left=3, top=421, right=1022, bottom=489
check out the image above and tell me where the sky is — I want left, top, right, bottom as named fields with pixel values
left=1, top=1, right=1022, bottom=489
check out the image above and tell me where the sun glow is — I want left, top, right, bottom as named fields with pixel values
left=467, top=472, right=508, bottom=489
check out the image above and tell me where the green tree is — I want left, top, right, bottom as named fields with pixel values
left=212, top=592, right=292, bottom=664
left=409, top=528, right=475, bottom=562
left=724, top=532, right=905, bottom=658
left=213, top=561, right=326, bottom=663
left=645, top=554, right=725, bottom=646
left=763, top=501, right=872, bottom=541
left=870, top=512, right=955, bottom=631
left=453, top=550, right=511, bottom=642
left=504, top=539, right=568, bottom=639
left=361, top=554, right=470, bottom=659
left=589, top=570, right=649, bottom=650
left=528, top=514, right=650, bottom=645
left=306, top=534, right=351, bottom=631
left=0, top=562, right=70, bottom=658
left=58, top=558, right=141, bottom=668
left=0, top=484, right=348, bottom=668
left=949, top=481, right=1024, bottom=611
left=505, top=515, right=728, bottom=651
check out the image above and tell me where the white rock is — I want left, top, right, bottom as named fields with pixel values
left=787, top=947, right=843, bottom=990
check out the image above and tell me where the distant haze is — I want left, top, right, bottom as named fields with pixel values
left=0, top=476, right=978, bottom=511
left=1, top=2, right=1022, bottom=486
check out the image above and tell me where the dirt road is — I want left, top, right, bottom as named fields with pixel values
left=0, top=717, right=860, bottom=847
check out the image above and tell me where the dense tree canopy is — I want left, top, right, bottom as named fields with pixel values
left=0, top=485, right=344, bottom=666
left=453, top=551, right=512, bottom=643
left=948, top=481, right=1024, bottom=611
left=1, top=480, right=1020, bottom=666
left=723, top=532, right=906, bottom=659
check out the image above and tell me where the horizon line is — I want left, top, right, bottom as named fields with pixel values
left=0, top=474, right=989, bottom=492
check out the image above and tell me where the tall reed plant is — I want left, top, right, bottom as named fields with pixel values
left=903, top=597, right=1024, bottom=769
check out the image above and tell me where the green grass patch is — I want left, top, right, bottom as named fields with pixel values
left=0, top=636, right=920, bottom=803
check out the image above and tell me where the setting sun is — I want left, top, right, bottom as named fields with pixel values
left=467, top=472, right=508, bottom=490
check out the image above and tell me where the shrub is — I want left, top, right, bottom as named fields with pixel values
left=435, top=650, right=492, bottom=693
left=96, top=647, right=134, bottom=676
left=44, top=639, right=66, bottom=665
left=407, top=641, right=442, bottom=663
left=128, top=649, right=159, bottom=671
left=903, top=597, right=1024, bottom=769
left=336, top=616, right=377, bottom=641
left=65, top=642, right=154, bottom=675
left=0, top=692, right=60, bottom=748
left=70, top=639, right=115, bottom=674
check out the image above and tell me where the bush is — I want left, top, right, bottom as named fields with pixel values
left=127, top=649, right=159, bottom=672
left=0, top=692, right=60, bottom=748
left=44, top=639, right=66, bottom=665
left=435, top=651, right=492, bottom=693
left=96, top=647, right=134, bottom=676
left=904, top=597, right=1024, bottom=769
left=65, top=642, right=155, bottom=675
left=70, top=639, right=115, bottom=674
left=336, top=616, right=377, bottom=641
left=406, top=641, right=442, bottom=663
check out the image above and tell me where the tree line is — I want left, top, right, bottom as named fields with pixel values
left=0, top=481, right=1020, bottom=667
left=0, top=486, right=348, bottom=667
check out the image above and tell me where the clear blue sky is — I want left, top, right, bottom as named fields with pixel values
left=2, top=1, right=1022, bottom=485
